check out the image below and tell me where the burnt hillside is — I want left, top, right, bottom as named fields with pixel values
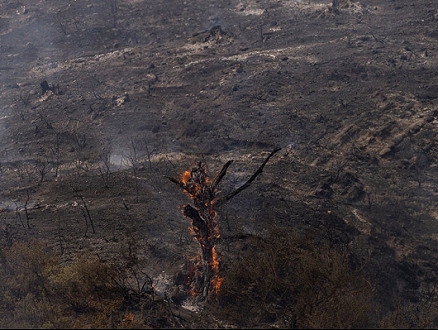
left=1, top=0, right=438, bottom=328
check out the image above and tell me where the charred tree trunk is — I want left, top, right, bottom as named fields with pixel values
left=166, top=147, right=281, bottom=303
left=183, top=203, right=219, bottom=299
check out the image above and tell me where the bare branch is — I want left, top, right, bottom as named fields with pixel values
left=163, top=175, right=186, bottom=190
left=211, top=160, right=233, bottom=190
left=215, top=147, right=281, bottom=206
left=80, top=195, right=95, bottom=234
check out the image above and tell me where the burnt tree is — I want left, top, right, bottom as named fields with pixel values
left=165, top=147, right=281, bottom=302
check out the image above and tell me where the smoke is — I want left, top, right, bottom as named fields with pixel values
left=204, top=1, right=228, bottom=31
left=207, top=13, right=226, bottom=30
left=109, top=152, right=129, bottom=170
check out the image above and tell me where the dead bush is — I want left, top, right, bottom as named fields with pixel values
left=0, top=239, right=61, bottom=328
left=210, top=226, right=374, bottom=328
left=49, top=253, right=122, bottom=313
left=0, top=238, right=154, bottom=328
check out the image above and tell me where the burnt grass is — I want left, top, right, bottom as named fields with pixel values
left=1, top=0, right=438, bottom=328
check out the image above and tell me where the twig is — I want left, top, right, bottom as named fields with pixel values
left=80, top=195, right=95, bottom=234
left=25, top=190, right=31, bottom=228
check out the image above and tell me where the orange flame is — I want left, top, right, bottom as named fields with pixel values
left=180, top=170, right=191, bottom=185
left=211, top=246, right=222, bottom=293
left=212, top=274, right=223, bottom=294
left=179, top=164, right=223, bottom=298
left=211, top=246, right=220, bottom=270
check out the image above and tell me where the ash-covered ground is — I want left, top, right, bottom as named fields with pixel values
left=1, top=0, right=438, bottom=326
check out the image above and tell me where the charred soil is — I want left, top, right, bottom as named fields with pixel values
left=1, top=0, right=438, bottom=328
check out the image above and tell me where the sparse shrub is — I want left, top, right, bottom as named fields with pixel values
left=1, top=239, right=57, bottom=301
left=379, top=290, right=438, bottom=329
left=0, top=238, right=154, bottom=328
left=210, top=226, right=375, bottom=328
left=49, top=253, right=120, bottom=313
left=0, top=239, right=60, bottom=328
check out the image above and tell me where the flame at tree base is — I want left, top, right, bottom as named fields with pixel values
left=183, top=244, right=221, bottom=300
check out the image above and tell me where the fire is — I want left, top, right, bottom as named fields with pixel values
left=211, top=247, right=219, bottom=270
left=212, top=274, right=223, bottom=294
left=179, top=163, right=223, bottom=299
left=212, top=247, right=222, bottom=293
left=167, top=148, right=281, bottom=303
left=180, top=170, right=191, bottom=185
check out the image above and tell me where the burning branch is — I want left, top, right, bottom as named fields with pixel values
left=165, top=147, right=281, bottom=303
